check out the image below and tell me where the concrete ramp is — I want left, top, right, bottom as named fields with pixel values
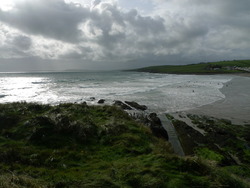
left=158, top=114, right=185, bottom=156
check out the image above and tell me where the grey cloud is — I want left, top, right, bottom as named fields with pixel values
left=11, top=35, right=32, bottom=50
left=0, top=0, right=167, bottom=52
left=0, top=0, right=88, bottom=43
left=0, top=45, right=30, bottom=58
left=0, top=0, right=250, bottom=71
left=91, top=0, right=101, bottom=8
left=181, top=0, right=250, bottom=29
left=217, top=0, right=250, bottom=16
left=74, top=2, right=168, bottom=58
left=60, top=51, right=83, bottom=59
left=0, top=26, right=32, bottom=58
left=159, top=0, right=250, bottom=54
left=124, top=9, right=165, bottom=35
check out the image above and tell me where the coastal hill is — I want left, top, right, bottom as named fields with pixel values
left=0, top=102, right=249, bottom=187
left=133, top=60, right=250, bottom=74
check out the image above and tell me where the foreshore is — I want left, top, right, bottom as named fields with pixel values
left=184, top=75, right=250, bottom=125
left=234, top=73, right=250, bottom=77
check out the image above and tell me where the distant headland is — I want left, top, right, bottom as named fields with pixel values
left=132, top=59, right=250, bottom=75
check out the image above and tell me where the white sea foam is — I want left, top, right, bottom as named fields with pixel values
left=0, top=71, right=233, bottom=112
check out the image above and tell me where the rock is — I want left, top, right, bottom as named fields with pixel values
left=148, top=113, right=161, bottom=125
left=98, top=99, right=105, bottom=104
left=147, top=113, right=168, bottom=140
left=113, top=100, right=132, bottom=110
left=173, top=119, right=209, bottom=155
left=82, top=101, right=87, bottom=105
left=124, top=101, right=147, bottom=111
left=150, top=125, right=169, bottom=140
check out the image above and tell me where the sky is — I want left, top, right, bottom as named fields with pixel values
left=0, top=0, right=250, bottom=71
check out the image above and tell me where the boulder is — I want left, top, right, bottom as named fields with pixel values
left=147, top=113, right=168, bottom=140
left=124, top=101, right=147, bottom=111
left=98, top=99, right=105, bottom=104
left=148, top=113, right=161, bottom=125
left=113, top=100, right=132, bottom=110
left=90, top=97, right=95, bottom=101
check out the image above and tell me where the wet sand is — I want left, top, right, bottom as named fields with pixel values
left=186, top=76, right=250, bottom=125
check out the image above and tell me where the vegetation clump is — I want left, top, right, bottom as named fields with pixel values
left=0, top=102, right=249, bottom=187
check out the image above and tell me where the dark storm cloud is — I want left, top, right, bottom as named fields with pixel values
left=0, top=0, right=167, bottom=59
left=0, top=0, right=166, bottom=45
left=0, top=0, right=249, bottom=71
left=0, top=0, right=88, bottom=43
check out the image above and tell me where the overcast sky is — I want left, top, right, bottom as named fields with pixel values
left=0, top=0, right=250, bottom=71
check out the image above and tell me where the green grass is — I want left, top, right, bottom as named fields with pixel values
left=133, top=59, right=250, bottom=74
left=0, top=102, right=249, bottom=187
left=195, top=148, right=225, bottom=163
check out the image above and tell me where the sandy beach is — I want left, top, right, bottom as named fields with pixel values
left=185, top=75, right=250, bottom=125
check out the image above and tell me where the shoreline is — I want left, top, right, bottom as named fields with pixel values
left=182, top=76, right=250, bottom=125
left=134, top=69, right=250, bottom=75
left=233, top=73, right=250, bottom=77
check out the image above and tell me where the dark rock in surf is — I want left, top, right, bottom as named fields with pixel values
left=98, top=99, right=105, bottom=104
left=113, top=100, right=132, bottom=110
left=124, top=101, right=147, bottom=111
left=90, top=97, right=95, bottom=101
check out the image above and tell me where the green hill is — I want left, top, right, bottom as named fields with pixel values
left=0, top=102, right=249, bottom=187
left=134, top=60, right=250, bottom=74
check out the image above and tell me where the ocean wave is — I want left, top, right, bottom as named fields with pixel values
left=0, top=72, right=234, bottom=112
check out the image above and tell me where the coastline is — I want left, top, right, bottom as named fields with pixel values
left=183, top=75, right=250, bottom=125
left=234, top=73, right=250, bottom=77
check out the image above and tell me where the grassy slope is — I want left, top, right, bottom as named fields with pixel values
left=0, top=102, right=249, bottom=187
left=134, top=60, right=250, bottom=74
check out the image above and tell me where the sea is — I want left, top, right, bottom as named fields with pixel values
left=0, top=71, right=233, bottom=113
